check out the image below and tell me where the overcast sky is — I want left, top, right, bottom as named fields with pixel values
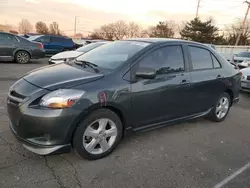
left=0, top=0, right=247, bottom=34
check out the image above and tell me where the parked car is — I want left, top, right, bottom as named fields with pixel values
left=49, top=41, right=110, bottom=64
left=240, top=67, right=250, bottom=92
left=0, top=31, right=45, bottom=64
left=232, top=52, right=250, bottom=68
left=7, top=38, right=240, bottom=160
left=28, top=35, right=75, bottom=55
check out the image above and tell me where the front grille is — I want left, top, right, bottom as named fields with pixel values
left=234, top=60, right=244, bottom=63
left=10, top=90, right=26, bottom=99
left=8, top=90, right=27, bottom=106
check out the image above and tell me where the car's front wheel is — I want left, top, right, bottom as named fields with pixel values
left=15, top=51, right=30, bottom=64
left=208, top=92, right=231, bottom=122
left=73, top=109, right=123, bottom=160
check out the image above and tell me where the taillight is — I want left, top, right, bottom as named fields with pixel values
left=36, top=43, right=43, bottom=49
left=239, top=72, right=243, bottom=77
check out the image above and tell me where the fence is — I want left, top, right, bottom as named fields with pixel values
left=215, top=45, right=250, bottom=60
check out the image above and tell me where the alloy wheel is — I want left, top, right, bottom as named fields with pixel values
left=17, top=52, right=29, bottom=63
left=216, top=97, right=229, bottom=119
left=83, top=118, right=118, bottom=155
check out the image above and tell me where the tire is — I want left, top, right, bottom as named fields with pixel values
left=73, top=109, right=123, bottom=160
left=15, top=51, right=30, bottom=64
left=208, top=92, right=231, bottom=122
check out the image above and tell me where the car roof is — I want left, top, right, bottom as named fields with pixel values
left=122, top=38, right=204, bottom=45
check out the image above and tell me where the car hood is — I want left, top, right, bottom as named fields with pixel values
left=22, top=63, right=104, bottom=90
left=241, top=67, right=250, bottom=75
left=51, top=51, right=83, bottom=60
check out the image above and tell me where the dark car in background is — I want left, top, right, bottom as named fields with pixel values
left=0, top=32, right=45, bottom=64
left=48, top=41, right=110, bottom=64
left=28, top=35, right=75, bottom=55
left=7, top=38, right=240, bottom=160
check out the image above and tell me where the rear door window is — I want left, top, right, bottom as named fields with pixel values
left=0, top=33, right=18, bottom=43
left=189, top=46, right=213, bottom=70
left=39, top=36, right=51, bottom=43
left=51, top=37, right=64, bottom=43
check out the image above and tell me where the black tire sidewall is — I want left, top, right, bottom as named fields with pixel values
left=15, top=51, right=30, bottom=64
left=210, top=92, right=231, bottom=122
left=73, top=109, right=123, bottom=160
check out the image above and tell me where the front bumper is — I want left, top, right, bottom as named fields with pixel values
left=241, top=80, right=250, bottom=92
left=10, top=121, right=71, bottom=155
left=6, top=79, right=82, bottom=155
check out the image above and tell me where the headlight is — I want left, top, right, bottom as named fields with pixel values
left=65, top=57, right=75, bottom=62
left=40, top=89, right=85, bottom=109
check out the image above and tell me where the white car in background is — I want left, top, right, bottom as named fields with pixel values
left=232, top=52, right=250, bottom=69
left=240, top=67, right=250, bottom=92
left=48, top=41, right=110, bottom=64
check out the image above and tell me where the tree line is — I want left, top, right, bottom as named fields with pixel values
left=89, top=18, right=250, bottom=45
left=18, top=19, right=62, bottom=35
left=17, top=18, right=250, bottom=45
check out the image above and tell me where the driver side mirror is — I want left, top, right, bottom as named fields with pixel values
left=135, top=67, right=156, bottom=79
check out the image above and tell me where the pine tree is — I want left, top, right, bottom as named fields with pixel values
left=180, top=18, right=219, bottom=43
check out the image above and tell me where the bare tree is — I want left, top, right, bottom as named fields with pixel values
left=112, top=20, right=128, bottom=40
left=90, top=20, right=144, bottom=40
left=35, top=21, right=49, bottom=34
left=18, top=19, right=33, bottom=34
left=225, top=19, right=250, bottom=45
left=49, top=22, right=61, bottom=35
left=147, top=21, right=176, bottom=38
left=126, top=22, right=143, bottom=38
left=91, top=24, right=116, bottom=40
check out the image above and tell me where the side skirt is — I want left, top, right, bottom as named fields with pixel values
left=125, top=108, right=212, bottom=135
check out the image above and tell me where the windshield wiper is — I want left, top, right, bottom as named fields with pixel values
left=75, top=60, right=99, bottom=73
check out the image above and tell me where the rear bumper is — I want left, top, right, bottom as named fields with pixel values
left=31, top=49, right=45, bottom=59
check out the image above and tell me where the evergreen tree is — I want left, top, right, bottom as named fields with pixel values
left=180, top=18, right=219, bottom=43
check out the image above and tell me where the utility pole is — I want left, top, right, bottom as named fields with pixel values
left=74, top=16, right=77, bottom=39
left=235, top=1, right=250, bottom=46
left=196, top=0, right=201, bottom=18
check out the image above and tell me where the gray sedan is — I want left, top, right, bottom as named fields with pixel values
left=0, top=32, right=45, bottom=64
left=241, top=67, right=250, bottom=92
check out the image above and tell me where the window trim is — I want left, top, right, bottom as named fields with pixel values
left=188, top=45, right=215, bottom=72
left=40, top=36, right=51, bottom=43
left=210, top=52, right=222, bottom=69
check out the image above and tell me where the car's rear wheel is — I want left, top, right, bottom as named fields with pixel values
left=15, top=51, right=30, bottom=64
left=73, top=109, right=123, bottom=160
left=208, top=92, right=231, bottom=122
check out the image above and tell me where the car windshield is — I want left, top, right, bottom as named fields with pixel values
left=28, top=35, right=41, bottom=41
left=236, top=52, right=250, bottom=57
left=75, top=40, right=150, bottom=69
left=76, top=42, right=107, bottom=52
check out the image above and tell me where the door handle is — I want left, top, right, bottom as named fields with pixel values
left=180, top=79, right=189, bottom=84
left=217, top=75, right=224, bottom=79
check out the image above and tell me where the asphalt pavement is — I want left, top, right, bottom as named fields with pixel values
left=1, top=59, right=250, bottom=188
